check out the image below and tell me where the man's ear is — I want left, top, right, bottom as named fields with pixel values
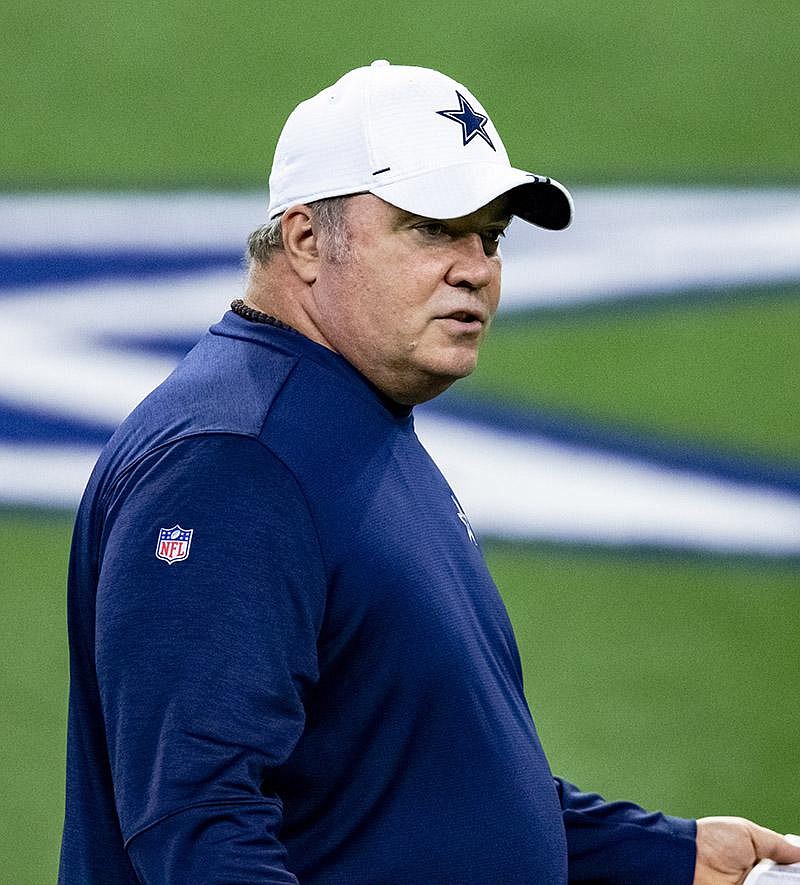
left=281, top=205, right=318, bottom=283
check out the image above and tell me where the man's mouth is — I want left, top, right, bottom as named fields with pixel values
left=448, top=311, right=481, bottom=323
left=437, top=308, right=486, bottom=327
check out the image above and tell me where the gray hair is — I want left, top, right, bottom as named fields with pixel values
left=247, top=196, right=353, bottom=266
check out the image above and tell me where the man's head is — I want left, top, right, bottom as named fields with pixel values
left=246, top=61, right=572, bottom=405
left=270, top=193, right=510, bottom=404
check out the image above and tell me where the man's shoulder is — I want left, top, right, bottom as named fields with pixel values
left=124, top=328, right=297, bottom=448
left=84, top=324, right=300, bottom=503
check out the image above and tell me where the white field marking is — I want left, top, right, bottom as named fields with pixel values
left=2, top=190, right=800, bottom=553
left=0, top=271, right=239, bottom=424
left=0, top=192, right=266, bottom=251
left=0, top=444, right=98, bottom=509
left=500, top=187, right=800, bottom=308
left=2, top=189, right=799, bottom=308
left=414, top=412, right=800, bottom=556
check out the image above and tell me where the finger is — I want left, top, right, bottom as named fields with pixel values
left=750, top=827, right=800, bottom=865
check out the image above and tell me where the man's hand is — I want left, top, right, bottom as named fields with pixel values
left=694, top=817, right=800, bottom=884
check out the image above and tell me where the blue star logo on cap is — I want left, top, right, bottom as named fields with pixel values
left=436, top=91, right=496, bottom=151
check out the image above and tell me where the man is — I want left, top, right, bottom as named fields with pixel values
left=60, top=61, right=799, bottom=883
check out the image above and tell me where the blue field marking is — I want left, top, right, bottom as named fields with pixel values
left=0, top=398, right=114, bottom=446
left=0, top=249, right=241, bottom=291
left=97, top=333, right=205, bottom=361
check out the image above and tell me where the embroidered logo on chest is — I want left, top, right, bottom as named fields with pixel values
left=451, top=494, right=478, bottom=547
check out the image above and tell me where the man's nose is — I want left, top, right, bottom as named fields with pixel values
left=444, top=233, right=496, bottom=290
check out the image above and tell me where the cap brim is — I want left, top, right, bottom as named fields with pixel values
left=369, top=163, right=573, bottom=231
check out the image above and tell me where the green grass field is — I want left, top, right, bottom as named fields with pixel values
left=3, top=512, right=799, bottom=882
left=2, top=0, right=798, bottom=188
left=2, top=510, right=72, bottom=883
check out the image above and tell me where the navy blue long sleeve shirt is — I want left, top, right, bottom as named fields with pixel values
left=60, top=310, right=697, bottom=883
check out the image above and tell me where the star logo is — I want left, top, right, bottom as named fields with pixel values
left=451, top=494, right=478, bottom=547
left=436, top=91, right=496, bottom=151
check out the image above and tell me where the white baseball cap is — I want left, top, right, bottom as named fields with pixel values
left=267, top=60, right=573, bottom=230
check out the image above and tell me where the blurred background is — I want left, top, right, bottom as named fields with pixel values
left=2, top=1, right=799, bottom=880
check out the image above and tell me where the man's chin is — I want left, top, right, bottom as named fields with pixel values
left=437, top=347, right=481, bottom=380
left=424, top=358, right=479, bottom=389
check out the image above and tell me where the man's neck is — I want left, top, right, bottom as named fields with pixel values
left=244, top=258, right=335, bottom=353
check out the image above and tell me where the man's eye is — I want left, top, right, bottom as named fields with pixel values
left=417, top=222, right=447, bottom=237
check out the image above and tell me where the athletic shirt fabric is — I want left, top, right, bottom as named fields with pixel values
left=59, top=310, right=697, bottom=883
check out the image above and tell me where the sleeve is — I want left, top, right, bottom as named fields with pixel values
left=556, top=778, right=697, bottom=884
left=95, top=434, right=327, bottom=883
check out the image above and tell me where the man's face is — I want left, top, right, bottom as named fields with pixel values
left=309, top=194, right=509, bottom=405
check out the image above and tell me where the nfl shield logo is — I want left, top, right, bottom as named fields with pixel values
left=156, top=525, right=194, bottom=564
